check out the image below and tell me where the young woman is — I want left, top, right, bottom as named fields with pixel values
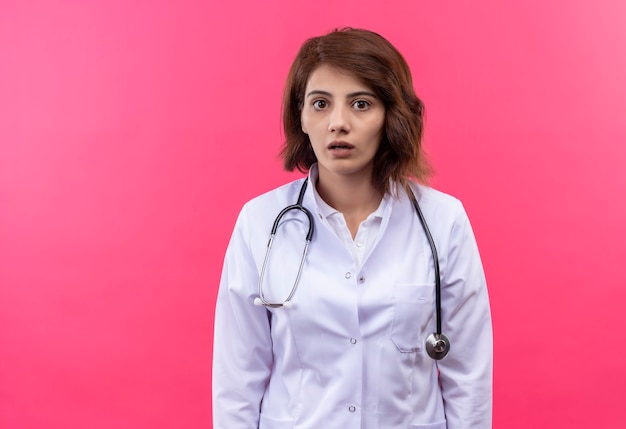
left=213, top=28, right=492, bottom=429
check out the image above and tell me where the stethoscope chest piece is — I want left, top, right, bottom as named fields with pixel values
left=258, top=180, right=453, bottom=361
left=425, top=332, right=450, bottom=360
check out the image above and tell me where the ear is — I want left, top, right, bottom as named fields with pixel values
left=300, top=111, right=308, bottom=134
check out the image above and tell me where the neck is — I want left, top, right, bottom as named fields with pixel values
left=316, top=171, right=383, bottom=238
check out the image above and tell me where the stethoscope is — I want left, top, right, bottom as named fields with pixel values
left=253, top=179, right=450, bottom=360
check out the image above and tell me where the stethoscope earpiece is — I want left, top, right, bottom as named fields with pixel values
left=425, top=332, right=450, bottom=360
left=254, top=296, right=294, bottom=309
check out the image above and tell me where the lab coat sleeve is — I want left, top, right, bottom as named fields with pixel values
left=436, top=201, right=493, bottom=429
left=212, top=206, right=273, bottom=429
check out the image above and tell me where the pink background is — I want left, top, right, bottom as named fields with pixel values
left=1, top=0, right=625, bottom=427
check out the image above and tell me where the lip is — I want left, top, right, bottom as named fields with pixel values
left=327, top=140, right=355, bottom=150
left=327, top=141, right=355, bottom=158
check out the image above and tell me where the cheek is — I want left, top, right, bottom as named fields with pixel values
left=302, top=118, right=323, bottom=141
left=301, top=111, right=318, bottom=136
left=368, top=117, right=386, bottom=140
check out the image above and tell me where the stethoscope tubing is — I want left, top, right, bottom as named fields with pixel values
left=256, top=180, right=314, bottom=308
left=256, top=179, right=449, bottom=359
left=406, top=187, right=443, bottom=337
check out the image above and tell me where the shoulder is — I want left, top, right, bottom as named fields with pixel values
left=404, top=183, right=475, bottom=240
left=242, top=178, right=308, bottom=212
left=233, top=178, right=309, bottom=231
left=406, top=183, right=481, bottom=259
left=408, top=182, right=464, bottom=216
left=228, top=178, right=308, bottom=246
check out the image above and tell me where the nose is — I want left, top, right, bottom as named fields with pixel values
left=328, top=105, right=350, bottom=133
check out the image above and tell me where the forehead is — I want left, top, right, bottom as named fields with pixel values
left=305, top=65, right=373, bottom=93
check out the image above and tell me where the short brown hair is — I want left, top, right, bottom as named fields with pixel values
left=281, top=28, right=432, bottom=194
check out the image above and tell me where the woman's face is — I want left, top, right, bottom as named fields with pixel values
left=300, top=65, right=385, bottom=183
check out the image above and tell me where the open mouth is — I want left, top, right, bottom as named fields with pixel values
left=328, top=141, right=354, bottom=150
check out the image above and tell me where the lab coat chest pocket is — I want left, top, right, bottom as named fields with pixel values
left=390, top=283, right=435, bottom=353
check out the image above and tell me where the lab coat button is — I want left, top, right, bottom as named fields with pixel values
left=345, top=272, right=351, bottom=279
left=350, top=338, right=357, bottom=344
left=348, top=405, right=356, bottom=413
left=359, top=276, right=365, bottom=283
left=356, top=241, right=363, bottom=247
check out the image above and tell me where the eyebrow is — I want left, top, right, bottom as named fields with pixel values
left=306, top=90, right=378, bottom=99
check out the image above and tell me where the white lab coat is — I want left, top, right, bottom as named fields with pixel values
left=213, top=172, right=492, bottom=429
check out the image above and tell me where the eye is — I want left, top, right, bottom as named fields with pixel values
left=352, top=100, right=371, bottom=111
left=312, top=99, right=328, bottom=110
